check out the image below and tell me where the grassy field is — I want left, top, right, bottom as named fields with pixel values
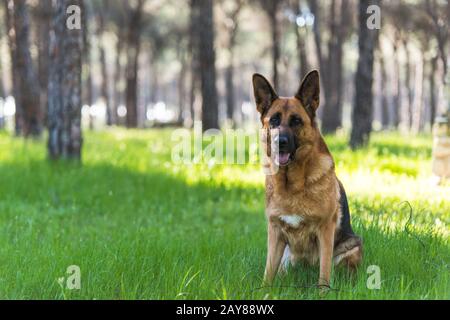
left=0, top=128, right=448, bottom=300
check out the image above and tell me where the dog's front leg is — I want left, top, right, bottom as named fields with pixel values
left=263, top=222, right=286, bottom=285
left=318, top=220, right=336, bottom=288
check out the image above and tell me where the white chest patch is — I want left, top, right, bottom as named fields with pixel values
left=279, top=215, right=304, bottom=228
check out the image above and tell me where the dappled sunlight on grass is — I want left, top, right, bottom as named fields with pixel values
left=0, top=128, right=448, bottom=299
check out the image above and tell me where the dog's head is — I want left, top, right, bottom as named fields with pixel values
left=253, top=70, right=321, bottom=167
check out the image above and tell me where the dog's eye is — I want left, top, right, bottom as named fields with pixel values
left=290, top=116, right=303, bottom=127
left=269, top=114, right=281, bottom=127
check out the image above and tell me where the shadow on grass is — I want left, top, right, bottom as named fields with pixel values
left=0, top=159, right=447, bottom=299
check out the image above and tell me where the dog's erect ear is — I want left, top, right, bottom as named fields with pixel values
left=295, top=70, right=320, bottom=118
left=252, top=74, right=278, bottom=115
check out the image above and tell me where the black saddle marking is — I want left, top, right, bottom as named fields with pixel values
left=335, top=180, right=361, bottom=248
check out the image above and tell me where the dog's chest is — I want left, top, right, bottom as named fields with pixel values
left=277, top=213, right=320, bottom=264
left=266, top=199, right=315, bottom=230
left=279, top=214, right=305, bottom=228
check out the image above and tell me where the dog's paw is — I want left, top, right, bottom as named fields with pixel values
left=318, top=284, right=331, bottom=297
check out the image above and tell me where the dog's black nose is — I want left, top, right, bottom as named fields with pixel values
left=278, top=136, right=289, bottom=149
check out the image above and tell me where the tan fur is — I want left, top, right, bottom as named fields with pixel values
left=254, top=72, right=362, bottom=287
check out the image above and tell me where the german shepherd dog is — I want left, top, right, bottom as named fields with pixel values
left=252, top=71, right=362, bottom=288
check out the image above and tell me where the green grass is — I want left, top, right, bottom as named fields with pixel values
left=0, top=128, right=448, bottom=300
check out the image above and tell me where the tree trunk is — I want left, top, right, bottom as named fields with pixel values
left=222, top=1, right=243, bottom=126
left=349, top=0, right=379, bottom=149
left=269, top=10, right=280, bottom=91
left=291, top=0, right=309, bottom=77
left=13, top=0, right=41, bottom=137
left=192, top=0, right=219, bottom=131
left=96, top=6, right=112, bottom=126
left=379, top=51, right=389, bottom=129
left=412, top=52, right=424, bottom=133
left=308, top=0, right=350, bottom=134
left=0, top=29, right=4, bottom=100
left=0, top=27, right=4, bottom=129
left=48, top=0, right=83, bottom=160
left=0, top=58, right=4, bottom=100
left=0, top=59, right=3, bottom=128
left=321, top=0, right=349, bottom=134
left=178, top=58, right=187, bottom=124
left=392, top=39, right=401, bottom=128
left=426, top=0, right=448, bottom=88
left=125, top=0, right=145, bottom=128
left=81, top=1, right=94, bottom=130
left=149, top=55, right=159, bottom=104
left=189, top=65, right=198, bottom=124
left=404, top=40, right=414, bottom=129
left=4, top=0, right=22, bottom=135
left=225, top=62, right=235, bottom=124
left=36, top=0, right=52, bottom=129
left=258, top=0, right=281, bottom=90
left=307, top=0, right=324, bottom=72
left=100, top=43, right=112, bottom=126
left=176, top=39, right=187, bottom=125
left=294, top=20, right=309, bottom=79
left=113, top=30, right=124, bottom=126
left=429, top=55, right=437, bottom=128
left=188, top=0, right=200, bottom=125
left=321, top=0, right=340, bottom=133
left=225, top=31, right=238, bottom=124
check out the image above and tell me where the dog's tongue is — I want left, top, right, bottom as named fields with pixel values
left=278, top=153, right=290, bottom=166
